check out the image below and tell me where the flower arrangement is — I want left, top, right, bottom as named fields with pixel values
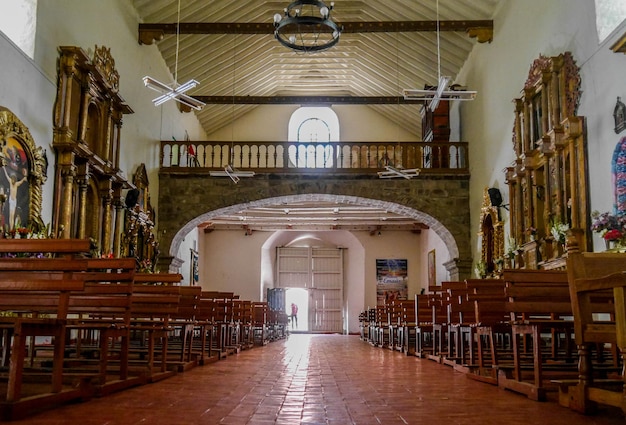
left=590, top=210, right=626, bottom=248
left=549, top=217, right=569, bottom=245
left=591, top=211, right=626, bottom=239
left=138, top=258, right=154, bottom=273
left=505, top=237, right=519, bottom=259
left=474, top=261, right=487, bottom=279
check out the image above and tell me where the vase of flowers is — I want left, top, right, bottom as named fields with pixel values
left=474, top=261, right=487, bottom=279
left=549, top=217, right=569, bottom=245
left=591, top=210, right=626, bottom=250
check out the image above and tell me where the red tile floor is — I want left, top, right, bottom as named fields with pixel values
left=11, top=334, right=625, bottom=424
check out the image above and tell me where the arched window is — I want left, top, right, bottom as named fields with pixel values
left=0, top=0, right=37, bottom=59
left=595, top=0, right=626, bottom=42
left=288, top=107, right=339, bottom=168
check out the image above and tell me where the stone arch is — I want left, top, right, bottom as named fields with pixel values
left=169, top=193, right=462, bottom=276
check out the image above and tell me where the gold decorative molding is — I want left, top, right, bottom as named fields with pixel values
left=610, top=31, right=626, bottom=54
left=466, top=27, right=493, bottom=43
left=92, top=45, right=120, bottom=93
left=478, top=187, right=504, bottom=275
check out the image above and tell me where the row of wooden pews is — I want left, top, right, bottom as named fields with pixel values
left=358, top=255, right=626, bottom=417
left=0, top=238, right=286, bottom=420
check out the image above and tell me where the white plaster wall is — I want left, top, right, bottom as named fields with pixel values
left=175, top=226, right=198, bottom=285
left=0, top=32, right=56, bottom=226
left=456, top=0, right=626, bottom=262
left=200, top=228, right=422, bottom=334
left=206, top=104, right=418, bottom=142
left=31, top=0, right=207, bottom=223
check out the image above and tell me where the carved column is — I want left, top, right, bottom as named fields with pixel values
left=103, top=105, right=113, bottom=162
left=514, top=99, right=524, bottom=157
left=101, top=195, right=113, bottom=255
left=522, top=90, right=533, bottom=153
left=112, top=187, right=124, bottom=257
left=541, top=73, right=551, bottom=134
left=58, top=164, right=77, bottom=239
left=550, top=57, right=563, bottom=127
left=76, top=176, right=89, bottom=239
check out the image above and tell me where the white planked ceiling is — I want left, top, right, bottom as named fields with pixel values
left=131, top=0, right=500, bottom=230
left=132, top=0, right=500, bottom=138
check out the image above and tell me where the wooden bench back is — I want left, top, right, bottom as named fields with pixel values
left=502, top=269, right=571, bottom=322
left=0, top=238, right=91, bottom=256
left=131, top=272, right=183, bottom=321
left=68, top=257, right=137, bottom=322
left=0, top=257, right=88, bottom=319
left=466, top=279, right=508, bottom=325
left=173, top=286, right=202, bottom=321
left=566, top=251, right=624, bottom=346
left=252, top=302, right=268, bottom=325
left=414, top=294, right=432, bottom=324
left=400, top=299, right=415, bottom=325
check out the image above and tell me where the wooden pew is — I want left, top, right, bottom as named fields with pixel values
left=388, top=300, right=404, bottom=351
left=465, top=278, right=509, bottom=384
left=400, top=300, right=416, bottom=355
left=234, top=300, right=254, bottom=349
left=202, top=291, right=238, bottom=355
left=559, top=248, right=626, bottom=414
left=0, top=238, right=91, bottom=420
left=429, top=282, right=464, bottom=363
left=498, top=269, right=576, bottom=401
left=63, top=257, right=138, bottom=395
left=252, top=302, right=269, bottom=346
left=194, top=295, right=219, bottom=363
left=415, top=294, right=435, bottom=358
left=444, top=281, right=475, bottom=367
left=129, top=273, right=182, bottom=381
left=169, top=285, right=202, bottom=371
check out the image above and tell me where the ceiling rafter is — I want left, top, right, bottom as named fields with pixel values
left=138, top=20, right=493, bottom=45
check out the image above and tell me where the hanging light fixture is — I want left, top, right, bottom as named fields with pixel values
left=273, top=0, right=342, bottom=53
left=142, top=0, right=205, bottom=110
left=402, top=0, right=476, bottom=110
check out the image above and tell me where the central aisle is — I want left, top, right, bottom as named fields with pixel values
left=13, top=334, right=624, bottom=424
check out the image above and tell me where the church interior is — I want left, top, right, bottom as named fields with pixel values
left=1, top=0, right=626, bottom=422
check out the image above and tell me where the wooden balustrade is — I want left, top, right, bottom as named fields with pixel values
left=160, top=140, right=469, bottom=175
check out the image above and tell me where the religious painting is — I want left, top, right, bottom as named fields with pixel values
left=0, top=107, right=48, bottom=233
left=376, top=259, right=408, bottom=305
left=428, top=249, right=436, bottom=287
left=0, top=137, right=30, bottom=230
left=190, top=248, right=199, bottom=285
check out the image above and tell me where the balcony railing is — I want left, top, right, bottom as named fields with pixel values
left=160, top=141, right=469, bottom=175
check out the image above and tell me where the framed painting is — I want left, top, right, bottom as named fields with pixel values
left=428, top=249, right=436, bottom=287
left=0, top=107, right=47, bottom=232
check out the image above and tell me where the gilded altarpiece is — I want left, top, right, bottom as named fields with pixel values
left=505, top=52, right=589, bottom=270
left=121, top=164, right=158, bottom=271
left=478, top=188, right=504, bottom=277
left=52, top=46, right=133, bottom=255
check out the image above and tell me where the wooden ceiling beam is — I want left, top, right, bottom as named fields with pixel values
left=138, top=20, right=493, bottom=45
left=192, top=96, right=424, bottom=105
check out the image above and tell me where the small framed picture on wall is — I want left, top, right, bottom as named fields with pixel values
left=428, top=249, right=436, bottom=287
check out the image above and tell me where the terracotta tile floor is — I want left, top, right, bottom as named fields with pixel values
left=11, top=334, right=625, bottom=424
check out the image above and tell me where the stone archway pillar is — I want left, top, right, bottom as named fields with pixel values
left=444, top=257, right=473, bottom=281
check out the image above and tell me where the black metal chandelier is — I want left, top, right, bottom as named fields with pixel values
left=273, top=0, right=342, bottom=53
